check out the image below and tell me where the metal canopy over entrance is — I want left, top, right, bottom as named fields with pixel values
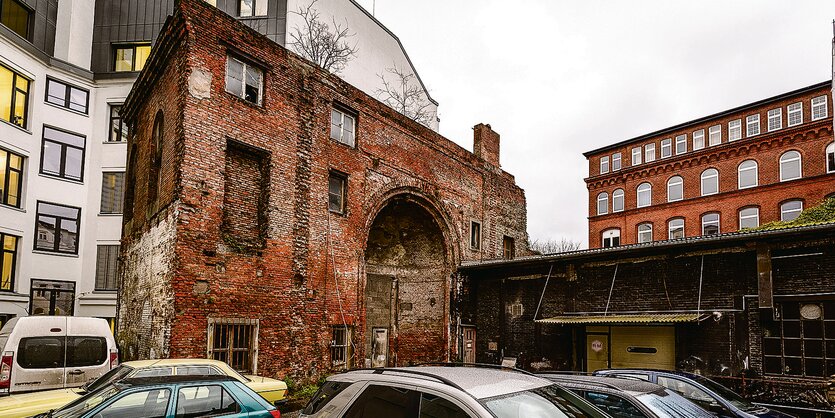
left=536, top=313, right=710, bottom=325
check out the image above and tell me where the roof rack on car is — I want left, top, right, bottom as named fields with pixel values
left=414, top=362, right=536, bottom=376
left=347, top=368, right=468, bottom=394
left=536, top=373, right=623, bottom=391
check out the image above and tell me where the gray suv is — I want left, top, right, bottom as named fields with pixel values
left=300, top=365, right=611, bottom=418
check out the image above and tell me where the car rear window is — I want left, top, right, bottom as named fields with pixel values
left=178, top=366, right=223, bottom=376
left=17, top=336, right=65, bottom=369
left=303, top=380, right=354, bottom=415
left=67, top=337, right=107, bottom=367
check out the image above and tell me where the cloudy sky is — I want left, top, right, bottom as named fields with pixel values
left=354, top=0, right=835, bottom=248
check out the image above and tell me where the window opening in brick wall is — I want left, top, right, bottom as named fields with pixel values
left=728, top=119, right=742, bottom=141
left=779, top=150, right=802, bottom=181
left=148, top=111, right=164, bottom=212
left=602, top=229, right=620, bottom=248
left=35, top=201, right=81, bottom=254
left=502, top=236, right=515, bottom=259
left=708, top=125, right=721, bottom=146
left=644, top=143, right=655, bottom=162
left=95, top=245, right=119, bottom=291
left=208, top=319, right=258, bottom=374
left=701, top=213, right=720, bottom=236
left=636, top=182, right=652, bottom=208
left=101, top=172, right=125, bottom=214
left=675, top=135, right=687, bottom=155
left=40, top=126, right=85, bottom=182
left=762, top=301, right=835, bottom=377
left=692, top=130, right=704, bottom=150
left=596, top=192, right=608, bottom=215
left=328, top=171, right=347, bottom=214
left=599, top=156, right=609, bottom=174
left=738, top=160, right=758, bottom=189
left=666, top=176, right=683, bottom=202
left=738, top=207, right=760, bottom=229
left=0, top=63, right=29, bottom=128
left=746, top=114, right=760, bottom=137
left=811, top=96, right=828, bottom=121
left=661, top=139, right=672, bottom=158
left=1, top=232, right=18, bottom=291
left=637, top=223, right=652, bottom=244
left=330, top=107, right=356, bottom=147
left=612, top=189, right=624, bottom=212
left=767, top=108, right=782, bottom=132
left=787, top=102, right=803, bottom=127
left=225, top=55, right=263, bottom=105
left=631, top=147, right=641, bottom=166
left=223, top=141, right=270, bottom=251
left=469, top=221, right=481, bottom=250
left=668, top=218, right=684, bottom=240
left=700, top=168, right=718, bottom=196
left=780, top=200, right=803, bottom=222
left=827, top=142, right=835, bottom=173
left=0, top=147, right=23, bottom=207
left=612, top=153, right=621, bottom=171
left=330, top=325, right=352, bottom=369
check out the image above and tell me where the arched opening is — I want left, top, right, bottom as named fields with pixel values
left=364, top=195, right=451, bottom=367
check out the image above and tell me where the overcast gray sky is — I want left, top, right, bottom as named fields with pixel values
left=354, top=0, right=835, bottom=248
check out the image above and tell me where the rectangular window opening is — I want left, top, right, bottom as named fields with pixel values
left=45, top=78, right=89, bottom=114
left=469, top=221, right=481, bottom=250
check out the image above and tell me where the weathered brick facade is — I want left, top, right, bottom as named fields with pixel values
left=117, top=0, right=529, bottom=381
left=459, top=224, right=835, bottom=409
left=585, top=82, right=834, bottom=248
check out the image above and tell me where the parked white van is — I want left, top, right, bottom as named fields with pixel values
left=0, top=316, right=118, bottom=394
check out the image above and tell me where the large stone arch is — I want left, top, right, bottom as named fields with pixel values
left=361, top=185, right=458, bottom=367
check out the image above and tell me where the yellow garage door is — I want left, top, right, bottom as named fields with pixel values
left=610, top=326, right=675, bottom=370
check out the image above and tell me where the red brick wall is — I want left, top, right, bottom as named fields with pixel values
left=585, top=84, right=834, bottom=248
left=119, top=0, right=529, bottom=381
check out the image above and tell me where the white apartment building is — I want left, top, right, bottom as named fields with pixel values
left=0, top=0, right=436, bottom=328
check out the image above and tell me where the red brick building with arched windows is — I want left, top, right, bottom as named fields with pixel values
left=585, top=81, right=835, bottom=249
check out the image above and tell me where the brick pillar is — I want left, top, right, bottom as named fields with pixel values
left=473, top=123, right=500, bottom=167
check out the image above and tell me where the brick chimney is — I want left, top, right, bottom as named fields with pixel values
left=473, top=123, right=500, bottom=167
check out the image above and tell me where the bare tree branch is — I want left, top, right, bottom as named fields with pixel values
left=288, top=0, right=357, bottom=74
left=375, top=66, right=434, bottom=127
left=529, top=238, right=582, bottom=255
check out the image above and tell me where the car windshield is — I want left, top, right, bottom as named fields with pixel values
left=636, top=390, right=713, bottom=418
left=688, top=375, right=754, bottom=411
left=51, top=383, right=123, bottom=418
left=481, top=384, right=606, bottom=418
left=81, top=365, right=134, bottom=393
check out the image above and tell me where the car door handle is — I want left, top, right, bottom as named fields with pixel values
left=67, top=369, right=84, bottom=375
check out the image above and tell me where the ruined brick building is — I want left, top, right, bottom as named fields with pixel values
left=116, top=0, right=529, bottom=380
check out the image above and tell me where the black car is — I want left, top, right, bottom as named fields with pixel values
left=593, top=369, right=795, bottom=418
left=538, top=373, right=714, bottom=418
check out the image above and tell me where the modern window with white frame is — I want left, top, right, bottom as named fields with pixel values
left=667, top=176, right=683, bottom=202
left=637, top=223, right=652, bottom=244
left=631, top=147, right=642, bottom=166
left=330, top=107, right=356, bottom=147
left=600, top=156, right=610, bottom=174
left=787, top=102, right=803, bottom=127
left=827, top=142, right=835, bottom=173
left=612, top=189, right=624, bottom=212
left=675, top=135, right=687, bottom=155
left=601, top=229, right=620, bottom=248
left=225, top=55, right=263, bottom=105
left=692, top=130, right=705, bottom=150
left=597, top=192, right=609, bottom=215
left=701, top=213, right=720, bottom=236
left=779, top=150, right=802, bottom=181
left=811, top=95, right=828, bottom=120
left=661, top=139, right=672, bottom=158
left=739, top=207, right=760, bottom=229
left=668, top=218, right=685, bottom=240
left=708, top=125, right=721, bottom=146
left=612, top=153, right=622, bottom=171
left=780, top=200, right=803, bottom=222
left=767, top=108, right=782, bottom=132
left=636, top=182, right=652, bottom=208
left=729, top=119, right=742, bottom=141
left=700, top=168, right=719, bottom=196
left=746, top=114, right=760, bottom=137
left=644, top=143, right=656, bottom=162
left=738, top=160, right=758, bottom=189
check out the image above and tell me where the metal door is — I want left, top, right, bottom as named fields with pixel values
left=586, top=331, right=610, bottom=372
left=610, top=326, right=675, bottom=370
left=462, top=327, right=476, bottom=363
left=371, top=328, right=388, bottom=367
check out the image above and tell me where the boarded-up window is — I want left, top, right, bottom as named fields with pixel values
left=101, top=172, right=125, bottom=214
left=208, top=319, right=258, bottom=374
left=223, top=141, right=269, bottom=251
left=95, top=245, right=119, bottom=290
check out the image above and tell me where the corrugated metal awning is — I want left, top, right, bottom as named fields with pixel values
left=535, top=313, right=711, bottom=324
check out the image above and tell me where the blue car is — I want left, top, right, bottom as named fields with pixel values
left=38, top=375, right=281, bottom=418
left=593, top=369, right=794, bottom=418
